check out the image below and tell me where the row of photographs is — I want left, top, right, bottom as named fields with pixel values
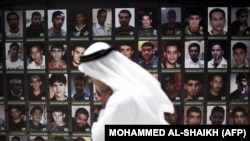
left=0, top=104, right=249, bottom=134
left=0, top=72, right=249, bottom=102
left=0, top=40, right=250, bottom=70
left=0, top=7, right=250, bottom=39
left=0, top=105, right=93, bottom=132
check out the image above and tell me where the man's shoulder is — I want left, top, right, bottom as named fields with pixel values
left=231, top=89, right=239, bottom=94
left=92, top=23, right=98, bottom=28
left=27, top=61, right=35, bottom=67
left=17, top=58, right=24, bottom=63
left=230, top=91, right=241, bottom=100
left=129, top=25, right=135, bottom=29
left=26, top=25, right=32, bottom=30
left=185, top=58, right=191, bottom=62
left=115, top=25, right=135, bottom=29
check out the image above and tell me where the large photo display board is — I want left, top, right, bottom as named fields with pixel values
left=0, top=4, right=250, bottom=141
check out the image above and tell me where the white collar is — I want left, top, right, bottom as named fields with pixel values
left=75, top=24, right=85, bottom=31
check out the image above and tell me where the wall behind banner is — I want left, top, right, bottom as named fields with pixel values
left=0, top=0, right=250, bottom=140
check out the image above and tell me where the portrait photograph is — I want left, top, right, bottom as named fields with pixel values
left=5, top=10, right=23, bottom=38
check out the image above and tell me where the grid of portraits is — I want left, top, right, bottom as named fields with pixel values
left=0, top=5, right=250, bottom=141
